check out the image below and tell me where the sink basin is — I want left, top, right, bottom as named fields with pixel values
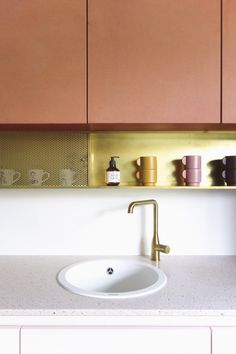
left=57, top=258, right=167, bottom=299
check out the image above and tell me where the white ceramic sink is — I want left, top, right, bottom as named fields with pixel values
left=57, top=258, right=167, bottom=299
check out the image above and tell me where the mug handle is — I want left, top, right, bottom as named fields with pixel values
left=136, top=158, right=141, bottom=167
left=13, top=172, right=21, bottom=184
left=222, top=170, right=226, bottom=178
left=222, top=157, right=226, bottom=165
left=182, top=157, right=186, bottom=165
left=182, top=170, right=186, bottom=179
left=42, top=172, right=50, bottom=183
left=136, top=171, right=141, bottom=180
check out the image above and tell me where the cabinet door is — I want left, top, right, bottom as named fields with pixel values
left=21, top=327, right=210, bottom=354
left=0, top=1, right=86, bottom=124
left=89, top=0, right=220, bottom=124
left=0, top=328, right=19, bottom=354
left=212, top=327, right=236, bottom=354
left=223, top=0, right=236, bottom=123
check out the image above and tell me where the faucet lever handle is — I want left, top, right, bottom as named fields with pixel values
left=154, top=244, right=170, bottom=254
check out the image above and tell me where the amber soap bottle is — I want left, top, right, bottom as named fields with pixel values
left=106, top=156, right=120, bottom=186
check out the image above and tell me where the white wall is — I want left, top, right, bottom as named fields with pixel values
left=0, top=189, right=235, bottom=255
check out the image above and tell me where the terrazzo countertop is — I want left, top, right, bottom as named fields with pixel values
left=0, top=255, right=236, bottom=316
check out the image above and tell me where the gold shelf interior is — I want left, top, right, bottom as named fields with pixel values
left=89, top=131, right=236, bottom=187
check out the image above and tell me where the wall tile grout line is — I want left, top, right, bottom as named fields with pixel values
left=210, top=326, right=213, bottom=354
left=19, top=327, right=21, bottom=354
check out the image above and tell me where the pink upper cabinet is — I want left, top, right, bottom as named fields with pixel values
left=0, top=0, right=86, bottom=124
left=223, top=0, right=236, bottom=123
left=88, top=0, right=220, bottom=124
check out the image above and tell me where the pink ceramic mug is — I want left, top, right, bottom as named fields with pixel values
left=182, top=169, right=201, bottom=186
left=182, top=155, right=201, bottom=169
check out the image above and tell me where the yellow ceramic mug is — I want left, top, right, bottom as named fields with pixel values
left=136, top=156, right=157, bottom=170
left=136, top=156, right=157, bottom=186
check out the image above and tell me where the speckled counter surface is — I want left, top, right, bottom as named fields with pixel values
left=0, top=255, right=235, bottom=316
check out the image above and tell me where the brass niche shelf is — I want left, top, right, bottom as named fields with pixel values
left=1, top=185, right=236, bottom=190
left=87, top=185, right=236, bottom=190
left=0, top=130, right=236, bottom=189
left=89, top=131, right=236, bottom=189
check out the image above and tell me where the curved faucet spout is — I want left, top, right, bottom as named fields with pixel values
left=127, top=199, right=170, bottom=262
left=128, top=199, right=156, bottom=213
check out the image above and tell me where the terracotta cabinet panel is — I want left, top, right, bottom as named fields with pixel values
left=89, top=0, right=220, bottom=124
left=0, top=1, right=86, bottom=124
left=223, top=0, right=236, bottom=123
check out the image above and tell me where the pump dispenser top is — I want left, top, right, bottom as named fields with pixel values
left=106, top=156, right=120, bottom=186
left=109, top=156, right=119, bottom=168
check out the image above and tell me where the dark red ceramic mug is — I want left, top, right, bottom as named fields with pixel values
left=222, top=156, right=236, bottom=170
left=222, top=169, right=236, bottom=186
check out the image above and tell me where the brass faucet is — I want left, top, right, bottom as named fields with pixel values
left=128, top=199, right=170, bottom=262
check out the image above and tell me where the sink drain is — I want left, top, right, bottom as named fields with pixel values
left=106, top=267, right=114, bottom=275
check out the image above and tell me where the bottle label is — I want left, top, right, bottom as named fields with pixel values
left=106, top=171, right=120, bottom=183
